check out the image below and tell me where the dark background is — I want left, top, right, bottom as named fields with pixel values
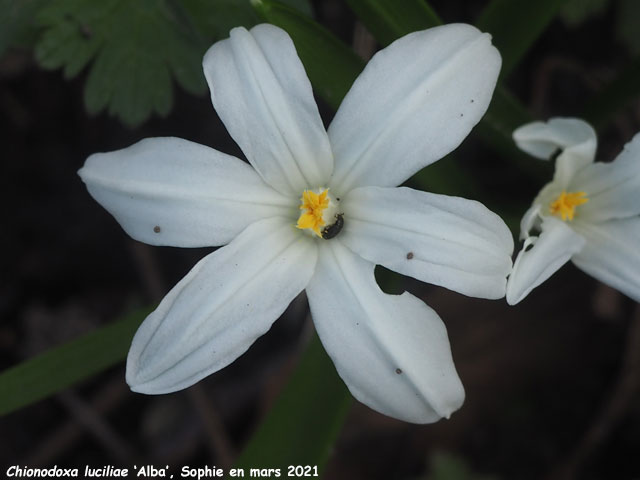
left=1, top=1, right=639, bottom=479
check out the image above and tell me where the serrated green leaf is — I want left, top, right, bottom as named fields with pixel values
left=231, top=334, right=351, bottom=476
left=35, top=0, right=208, bottom=127
left=0, top=0, right=46, bottom=56
left=476, top=0, right=570, bottom=77
left=0, top=306, right=151, bottom=416
left=344, top=0, right=441, bottom=47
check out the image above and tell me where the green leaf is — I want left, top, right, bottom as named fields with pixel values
left=477, top=86, right=550, bottom=182
left=427, top=451, right=499, bottom=480
left=231, top=334, right=351, bottom=475
left=344, top=0, right=441, bottom=47
left=179, top=0, right=260, bottom=41
left=476, top=0, right=569, bottom=77
left=0, top=306, right=151, bottom=416
left=560, top=0, right=608, bottom=27
left=180, top=0, right=312, bottom=42
left=252, top=0, right=365, bottom=110
left=582, top=56, right=640, bottom=130
left=0, top=0, right=46, bottom=56
left=616, top=0, right=640, bottom=55
left=35, top=0, right=208, bottom=127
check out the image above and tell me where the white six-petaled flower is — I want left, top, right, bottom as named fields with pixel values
left=79, top=23, right=513, bottom=424
left=506, top=117, right=640, bottom=305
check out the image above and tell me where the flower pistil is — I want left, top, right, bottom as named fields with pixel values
left=549, top=190, right=589, bottom=221
left=296, top=188, right=343, bottom=238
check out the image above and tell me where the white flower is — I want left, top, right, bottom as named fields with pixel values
left=506, top=117, right=640, bottom=305
left=79, top=24, right=512, bottom=424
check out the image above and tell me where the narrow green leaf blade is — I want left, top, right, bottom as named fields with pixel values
left=344, top=0, right=441, bottom=47
left=476, top=0, right=569, bottom=77
left=252, top=0, right=365, bottom=110
left=0, top=306, right=150, bottom=416
left=231, top=334, right=351, bottom=475
left=477, top=86, right=550, bottom=181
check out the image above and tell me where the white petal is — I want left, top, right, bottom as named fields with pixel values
left=340, top=186, right=513, bottom=299
left=506, top=217, right=586, bottom=305
left=572, top=218, right=640, bottom=303
left=513, top=117, right=597, bottom=187
left=203, top=24, right=333, bottom=195
left=571, top=132, right=640, bottom=222
left=78, top=137, right=293, bottom=247
left=328, top=23, right=500, bottom=193
left=306, top=241, right=464, bottom=424
left=126, top=217, right=317, bottom=394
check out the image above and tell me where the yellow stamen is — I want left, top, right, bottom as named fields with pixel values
left=296, top=189, right=330, bottom=237
left=549, top=190, right=589, bottom=221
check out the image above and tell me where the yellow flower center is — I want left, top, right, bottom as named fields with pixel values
left=296, top=188, right=343, bottom=239
left=296, top=189, right=330, bottom=237
left=549, top=190, right=589, bottom=221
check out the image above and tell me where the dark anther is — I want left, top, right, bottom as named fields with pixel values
left=321, top=213, right=344, bottom=240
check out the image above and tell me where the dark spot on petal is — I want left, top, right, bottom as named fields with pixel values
left=153, top=225, right=161, bottom=233
left=395, top=368, right=403, bottom=374
left=406, top=252, right=414, bottom=260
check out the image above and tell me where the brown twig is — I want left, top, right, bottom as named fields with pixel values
left=187, top=385, right=236, bottom=469
left=25, top=375, right=135, bottom=466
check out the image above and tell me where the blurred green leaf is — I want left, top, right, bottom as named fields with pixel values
left=180, top=0, right=312, bottom=43
left=344, top=0, right=441, bottom=47
left=616, top=0, right=640, bottom=55
left=35, top=0, right=208, bottom=127
left=476, top=0, right=569, bottom=77
left=252, top=0, right=365, bottom=110
left=0, top=306, right=151, bottom=416
left=560, top=0, right=608, bottom=27
left=0, top=0, right=46, bottom=56
left=477, top=86, right=550, bottom=181
left=426, top=451, right=499, bottom=480
left=180, top=0, right=260, bottom=41
left=582, top=56, right=640, bottom=129
left=231, top=334, right=351, bottom=476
